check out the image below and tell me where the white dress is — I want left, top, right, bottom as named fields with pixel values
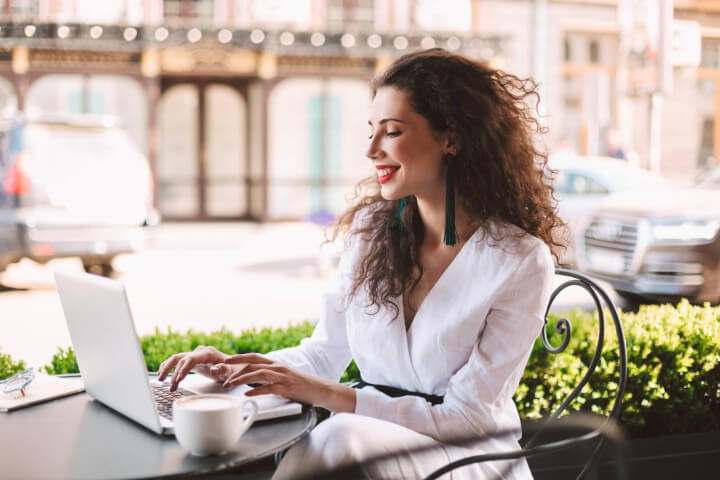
left=267, top=219, right=555, bottom=479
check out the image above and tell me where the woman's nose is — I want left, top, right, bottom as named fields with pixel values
left=366, top=137, right=380, bottom=160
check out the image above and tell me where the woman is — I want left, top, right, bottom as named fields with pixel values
left=158, top=48, right=564, bottom=479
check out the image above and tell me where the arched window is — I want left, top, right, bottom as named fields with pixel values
left=156, top=81, right=249, bottom=219
left=204, top=84, right=247, bottom=217
left=267, top=77, right=369, bottom=219
left=157, top=84, right=199, bottom=217
left=26, top=74, right=147, bottom=153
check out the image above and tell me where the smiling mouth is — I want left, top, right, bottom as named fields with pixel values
left=376, top=166, right=400, bottom=184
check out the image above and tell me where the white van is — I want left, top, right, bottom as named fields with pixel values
left=0, top=115, right=159, bottom=277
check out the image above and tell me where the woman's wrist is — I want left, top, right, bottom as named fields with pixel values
left=315, top=381, right=356, bottom=414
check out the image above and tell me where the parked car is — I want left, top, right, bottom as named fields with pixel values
left=0, top=115, right=159, bottom=277
left=550, top=154, right=668, bottom=266
left=577, top=185, right=720, bottom=304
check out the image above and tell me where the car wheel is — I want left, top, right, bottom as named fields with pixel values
left=83, top=261, right=114, bottom=277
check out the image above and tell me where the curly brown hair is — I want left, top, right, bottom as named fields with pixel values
left=329, top=48, right=565, bottom=318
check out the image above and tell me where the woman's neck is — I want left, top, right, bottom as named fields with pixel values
left=415, top=190, right=472, bottom=248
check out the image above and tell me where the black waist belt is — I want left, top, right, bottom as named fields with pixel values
left=352, top=378, right=444, bottom=406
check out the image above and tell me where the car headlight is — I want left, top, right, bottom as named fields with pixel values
left=651, top=220, right=720, bottom=242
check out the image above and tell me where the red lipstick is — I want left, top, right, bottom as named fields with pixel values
left=376, top=165, right=400, bottom=184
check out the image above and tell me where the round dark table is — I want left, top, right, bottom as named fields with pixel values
left=0, top=388, right=316, bottom=479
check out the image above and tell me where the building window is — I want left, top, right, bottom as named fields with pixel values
left=328, top=0, right=374, bottom=31
left=414, top=0, right=471, bottom=32
left=251, top=0, right=312, bottom=28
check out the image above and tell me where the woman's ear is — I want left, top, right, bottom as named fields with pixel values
left=444, top=133, right=461, bottom=156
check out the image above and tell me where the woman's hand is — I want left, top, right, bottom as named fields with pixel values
left=157, top=346, right=244, bottom=391
left=223, top=353, right=356, bottom=413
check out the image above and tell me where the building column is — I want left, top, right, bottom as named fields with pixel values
left=259, top=78, right=281, bottom=221
left=251, top=51, right=279, bottom=221
left=141, top=47, right=161, bottom=208
left=248, top=76, right=280, bottom=221
left=11, top=46, right=30, bottom=112
left=144, top=77, right=160, bottom=206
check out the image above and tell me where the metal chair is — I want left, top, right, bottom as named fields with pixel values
left=422, top=267, right=629, bottom=479
left=301, top=413, right=627, bottom=480
left=294, top=268, right=629, bottom=480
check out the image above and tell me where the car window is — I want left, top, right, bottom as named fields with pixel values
left=577, top=174, right=608, bottom=194
left=562, top=173, right=609, bottom=195
left=553, top=170, right=571, bottom=194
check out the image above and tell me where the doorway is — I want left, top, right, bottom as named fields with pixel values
left=156, top=78, right=249, bottom=220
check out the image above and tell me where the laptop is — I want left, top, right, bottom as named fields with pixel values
left=53, top=270, right=302, bottom=436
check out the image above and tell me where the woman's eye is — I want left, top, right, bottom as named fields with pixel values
left=368, top=130, right=401, bottom=140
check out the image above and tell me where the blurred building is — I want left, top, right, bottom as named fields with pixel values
left=0, top=0, right=718, bottom=221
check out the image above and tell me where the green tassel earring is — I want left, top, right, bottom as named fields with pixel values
left=443, top=154, right=458, bottom=246
left=396, top=197, right=407, bottom=230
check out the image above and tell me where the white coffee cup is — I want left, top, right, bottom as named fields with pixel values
left=173, top=394, right=258, bottom=456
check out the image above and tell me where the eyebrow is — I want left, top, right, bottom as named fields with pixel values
left=368, top=118, right=407, bottom=126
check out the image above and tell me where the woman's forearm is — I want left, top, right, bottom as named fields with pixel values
left=315, top=381, right=357, bottom=413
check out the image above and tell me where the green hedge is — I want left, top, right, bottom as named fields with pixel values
left=26, top=301, right=720, bottom=438
left=41, top=322, right=361, bottom=384
left=516, top=300, right=720, bottom=437
left=0, top=349, right=26, bottom=380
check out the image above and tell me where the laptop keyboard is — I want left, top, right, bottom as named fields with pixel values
left=152, top=383, right=195, bottom=420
